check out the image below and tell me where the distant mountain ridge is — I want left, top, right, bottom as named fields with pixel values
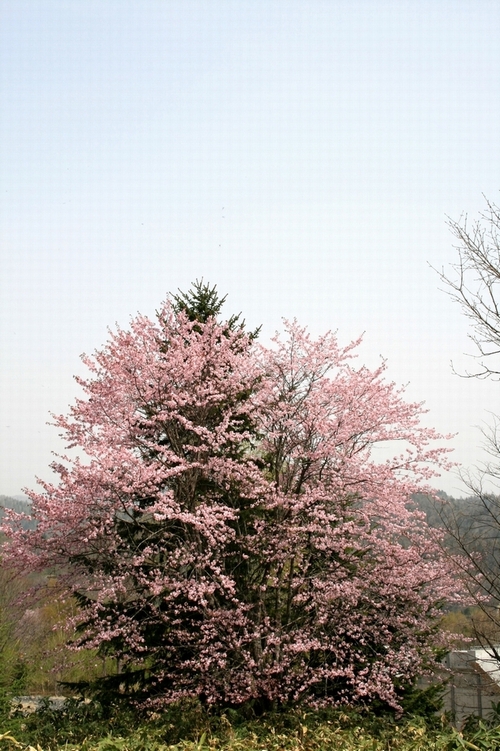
left=0, top=494, right=36, bottom=530
left=0, top=494, right=31, bottom=513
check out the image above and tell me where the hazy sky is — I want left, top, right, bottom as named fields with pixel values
left=2, top=0, right=500, bottom=497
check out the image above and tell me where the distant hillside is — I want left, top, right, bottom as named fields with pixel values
left=413, top=491, right=453, bottom=530
left=0, top=494, right=31, bottom=513
left=0, top=494, right=36, bottom=530
left=413, top=491, right=500, bottom=566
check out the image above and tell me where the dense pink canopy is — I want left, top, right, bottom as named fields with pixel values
left=2, top=300, right=457, bottom=711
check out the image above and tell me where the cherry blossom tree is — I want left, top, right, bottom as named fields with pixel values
left=2, top=283, right=456, bottom=712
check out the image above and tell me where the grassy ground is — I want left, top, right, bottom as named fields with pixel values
left=2, top=697, right=500, bottom=751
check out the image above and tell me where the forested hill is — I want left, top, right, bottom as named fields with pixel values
left=0, top=494, right=36, bottom=530
left=413, top=491, right=500, bottom=563
left=0, top=494, right=31, bottom=513
left=413, top=491, right=455, bottom=530
left=413, top=491, right=491, bottom=530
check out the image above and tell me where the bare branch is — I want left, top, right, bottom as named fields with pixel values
left=432, top=197, right=500, bottom=379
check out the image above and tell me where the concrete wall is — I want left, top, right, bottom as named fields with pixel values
left=439, top=650, right=500, bottom=726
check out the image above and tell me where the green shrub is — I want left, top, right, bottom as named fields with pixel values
left=3, top=700, right=500, bottom=750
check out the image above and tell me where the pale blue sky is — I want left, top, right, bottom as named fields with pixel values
left=1, top=0, right=500, bottom=496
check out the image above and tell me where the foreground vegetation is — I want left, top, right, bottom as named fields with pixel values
left=2, top=696, right=500, bottom=751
